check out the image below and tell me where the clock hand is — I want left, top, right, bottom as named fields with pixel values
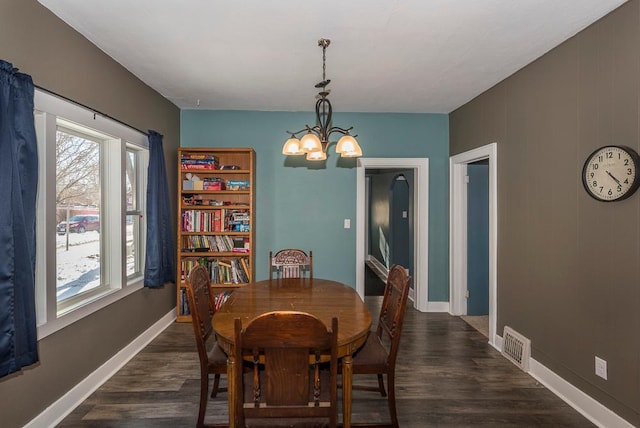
left=606, top=170, right=621, bottom=185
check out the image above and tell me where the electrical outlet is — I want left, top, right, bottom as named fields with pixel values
left=595, top=356, right=607, bottom=380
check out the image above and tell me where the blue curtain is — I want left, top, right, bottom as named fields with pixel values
left=0, top=60, right=39, bottom=377
left=144, top=130, right=175, bottom=287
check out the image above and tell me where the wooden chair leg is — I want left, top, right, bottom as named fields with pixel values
left=387, top=371, right=398, bottom=428
left=377, top=373, right=387, bottom=397
left=211, top=374, right=220, bottom=398
left=197, top=371, right=209, bottom=428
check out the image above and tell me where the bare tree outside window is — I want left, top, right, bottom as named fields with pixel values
left=56, top=129, right=102, bottom=304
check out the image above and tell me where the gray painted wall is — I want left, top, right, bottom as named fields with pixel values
left=0, top=1, right=180, bottom=426
left=450, top=1, right=639, bottom=424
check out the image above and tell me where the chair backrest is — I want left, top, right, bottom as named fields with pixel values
left=269, top=249, right=313, bottom=279
left=234, top=311, right=338, bottom=427
left=185, top=264, right=214, bottom=366
left=377, top=264, right=412, bottom=367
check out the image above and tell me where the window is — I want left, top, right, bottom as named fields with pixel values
left=125, top=147, right=144, bottom=278
left=34, top=90, right=149, bottom=338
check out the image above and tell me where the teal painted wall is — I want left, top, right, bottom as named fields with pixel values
left=181, top=110, right=449, bottom=300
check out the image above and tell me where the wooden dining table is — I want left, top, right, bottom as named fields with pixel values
left=212, top=277, right=372, bottom=428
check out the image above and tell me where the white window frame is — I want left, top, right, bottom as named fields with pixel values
left=125, top=145, right=145, bottom=279
left=34, top=90, right=149, bottom=339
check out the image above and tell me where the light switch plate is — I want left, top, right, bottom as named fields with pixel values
left=344, top=219, right=351, bottom=229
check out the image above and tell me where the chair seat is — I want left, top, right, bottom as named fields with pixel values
left=207, top=341, right=228, bottom=370
left=352, top=332, right=388, bottom=372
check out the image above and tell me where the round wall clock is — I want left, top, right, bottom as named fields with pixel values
left=582, top=145, right=640, bottom=202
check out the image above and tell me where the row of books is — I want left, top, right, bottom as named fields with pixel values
left=178, top=287, right=232, bottom=316
left=182, top=179, right=250, bottom=191
left=180, top=257, right=250, bottom=284
left=213, top=290, right=232, bottom=310
left=181, top=177, right=225, bottom=190
left=181, top=209, right=250, bottom=232
left=181, top=235, right=250, bottom=253
left=181, top=153, right=219, bottom=170
left=206, top=258, right=250, bottom=284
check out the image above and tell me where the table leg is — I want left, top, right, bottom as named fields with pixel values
left=342, top=354, right=353, bottom=428
left=227, top=355, right=236, bottom=428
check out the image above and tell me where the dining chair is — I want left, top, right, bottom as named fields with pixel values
left=234, top=311, right=338, bottom=428
left=351, top=264, right=412, bottom=428
left=184, top=264, right=229, bottom=428
left=269, top=248, right=313, bottom=279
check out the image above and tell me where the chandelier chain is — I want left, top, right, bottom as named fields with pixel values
left=322, top=42, right=326, bottom=82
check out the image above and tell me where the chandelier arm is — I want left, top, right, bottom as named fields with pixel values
left=286, top=125, right=322, bottom=137
left=326, top=126, right=354, bottom=137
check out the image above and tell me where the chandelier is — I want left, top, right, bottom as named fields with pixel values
left=282, top=39, right=362, bottom=161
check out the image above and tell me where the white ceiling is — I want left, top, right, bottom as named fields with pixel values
left=39, top=0, right=627, bottom=113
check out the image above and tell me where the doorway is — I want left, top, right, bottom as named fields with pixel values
left=466, top=160, right=489, bottom=315
left=356, top=158, right=429, bottom=312
left=449, top=143, right=497, bottom=347
left=390, top=174, right=411, bottom=273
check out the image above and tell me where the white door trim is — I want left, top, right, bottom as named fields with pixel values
left=449, top=142, right=498, bottom=346
left=356, top=158, right=429, bottom=312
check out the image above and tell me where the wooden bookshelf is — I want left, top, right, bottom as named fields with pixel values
left=176, top=147, right=255, bottom=322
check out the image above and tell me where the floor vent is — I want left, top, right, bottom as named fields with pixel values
left=502, top=326, right=531, bottom=372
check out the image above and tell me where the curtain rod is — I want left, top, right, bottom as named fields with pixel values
left=34, top=84, right=149, bottom=137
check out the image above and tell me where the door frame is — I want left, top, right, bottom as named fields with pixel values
left=356, top=158, right=429, bottom=312
left=449, top=143, right=498, bottom=346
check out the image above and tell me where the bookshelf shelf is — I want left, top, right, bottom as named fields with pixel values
left=176, top=147, right=255, bottom=322
left=181, top=231, right=251, bottom=236
left=179, top=252, right=250, bottom=257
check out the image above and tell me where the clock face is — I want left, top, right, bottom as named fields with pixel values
left=582, top=146, right=640, bottom=202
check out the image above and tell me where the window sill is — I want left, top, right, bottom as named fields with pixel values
left=37, top=279, right=144, bottom=340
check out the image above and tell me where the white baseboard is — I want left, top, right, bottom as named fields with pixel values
left=426, top=301, right=449, bottom=312
left=495, top=336, right=631, bottom=428
left=365, top=255, right=388, bottom=282
left=25, top=310, right=176, bottom=428
left=28, top=309, right=632, bottom=428
left=528, top=358, right=633, bottom=428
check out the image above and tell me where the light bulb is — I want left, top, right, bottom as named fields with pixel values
left=336, top=136, right=362, bottom=157
left=282, top=138, right=305, bottom=155
left=306, top=150, right=327, bottom=161
left=300, top=133, right=322, bottom=153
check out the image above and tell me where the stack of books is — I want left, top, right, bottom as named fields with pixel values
left=181, top=153, right=219, bottom=170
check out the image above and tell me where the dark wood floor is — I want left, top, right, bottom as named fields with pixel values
left=58, top=297, right=594, bottom=427
left=364, top=265, right=386, bottom=296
